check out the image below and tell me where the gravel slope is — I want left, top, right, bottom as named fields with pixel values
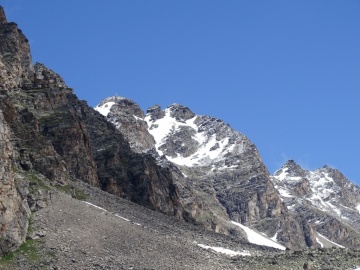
left=3, top=182, right=360, bottom=270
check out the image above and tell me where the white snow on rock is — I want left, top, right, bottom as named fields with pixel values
left=271, top=231, right=279, bottom=242
left=94, top=101, right=116, bottom=117
left=84, top=202, right=108, bottom=212
left=316, top=237, right=324, bottom=248
left=145, top=107, right=240, bottom=167
left=197, top=244, right=251, bottom=256
left=276, top=167, right=289, bottom=181
left=316, top=233, right=345, bottom=248
left=84, top=202, right=134, bottom=223
left=231, top=221, right=286, bottom=250
left=272, top=166, right=348, bottom=219
left=115, top=214, right=130, bottom=222
left=277, top=188, right=293, bottom=198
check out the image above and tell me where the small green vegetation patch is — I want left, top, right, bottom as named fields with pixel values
left=0, top=239, right=40, bottom=266
left=27, top=173, right=52, bottom=191
left=55, top=184, right=87, bottom=200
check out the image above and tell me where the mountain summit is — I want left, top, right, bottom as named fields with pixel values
left=272, top=160, right=360, bottom=247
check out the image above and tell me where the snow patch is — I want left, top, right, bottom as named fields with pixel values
left=356, top=205, right=360, bottom=214
left=133, top=115, right=143, bottom=121
left=271, top=231, right=279, bottom=242
left=278, top=188, right=293, bottom=198
left=197, top=244, right=250, bottom=256
left=84, top=202, right=107, bottom=212
left=317, top=233, right=345, bottom=248
left=231, top=221, right=286, bottom=250
left=114, top=214, right=130, bottom=222
left=316, top=237, right=324, bottom=248
left=94, top=101, right=116, bottom=117
left=275, top=168, right=289, bottom=181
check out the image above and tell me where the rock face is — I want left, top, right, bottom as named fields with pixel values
left=0, top=110, right=30, bottom=254
left=272, top=160, right=360, bottom=248
left=0, top=6, right=33, bottom=90
left=94, top=96, right=155, bottom=153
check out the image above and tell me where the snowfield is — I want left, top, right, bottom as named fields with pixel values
left=231, top=221, right=286, bottom=250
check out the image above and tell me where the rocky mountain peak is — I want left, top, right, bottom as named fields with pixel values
left=146, top=105, right=165, bottom=121
left=97, top=96, right=144, bottom=118
left=0, top=6, right=7, bottom=24
left=95, top=96, right=155, bottom=152
left=274, top=159, right=307, bottom=179
left=271, top=160, right=360, bottom=248
left=167, top=103, right=195, bottom=121
left=0, top=8, right=33, bottom=89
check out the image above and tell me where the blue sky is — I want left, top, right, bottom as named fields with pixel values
left=3, top=1, right=360, bottom=183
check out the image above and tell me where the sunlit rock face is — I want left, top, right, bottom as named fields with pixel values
left=0, top=6, right=33, bottom=90
left=95, top=96, right=155, bottom=153
left=272, top=160, right=360, bottom=248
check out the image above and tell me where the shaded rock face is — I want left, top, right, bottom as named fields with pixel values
left=83, top=104, right=184, bottom=217
left=16, top=68, right=185, bottom=217
left=272, top=160, right=360, bottom=248
left=146, top=105, right=165, bottom=121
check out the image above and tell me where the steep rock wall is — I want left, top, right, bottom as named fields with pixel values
left=0, top=109, right=30, bottom=254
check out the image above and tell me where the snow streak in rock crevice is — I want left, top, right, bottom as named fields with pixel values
left=197, top=244, right=251, bottom=256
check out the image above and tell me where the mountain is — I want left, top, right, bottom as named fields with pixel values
left=1, top=5, right=360, bottom=269
left=272, top=160, right=360, bottom=248
left=95, top=96, right=320, bottom=249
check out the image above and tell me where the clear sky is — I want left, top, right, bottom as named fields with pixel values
left=3, top=1, right=360, bottom=184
